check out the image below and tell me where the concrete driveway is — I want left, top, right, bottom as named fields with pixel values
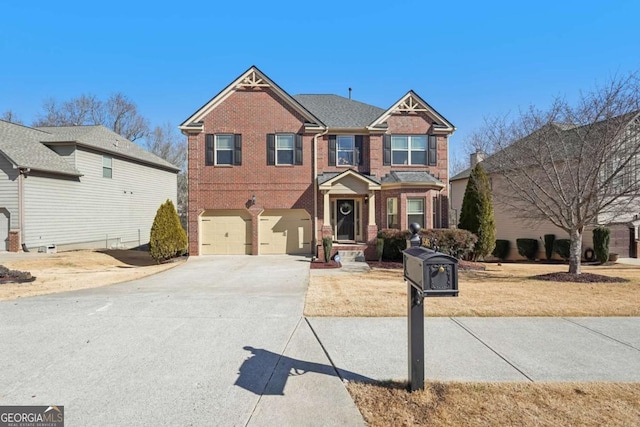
left=0, top=256, right=363, bottom=426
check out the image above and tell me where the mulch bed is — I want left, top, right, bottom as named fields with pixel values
left=310, top=260, right=342, bottom=269
left=366, top=260, right=486, bottom=271
left=533, top=272, right=629, bottom=283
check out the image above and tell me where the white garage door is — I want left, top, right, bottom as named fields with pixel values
left=200, top=210, right=252, bottom=255
left=259, top=209, right=311, bottom=255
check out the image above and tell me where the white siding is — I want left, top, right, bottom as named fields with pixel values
left=0, top=154, right=19, bottom=230
left=449, top=178, right=467, bottom=227
left=23, top=148, right=177, bottom=250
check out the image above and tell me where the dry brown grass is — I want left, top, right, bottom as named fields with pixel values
left=0, top=250, right=183, bottom=301
left=304, top=263, right=640, bottom=317
left=347, top=381, right=640, bottom=427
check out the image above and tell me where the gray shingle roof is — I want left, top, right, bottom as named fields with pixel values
left=381, top=171, right=444, bottom=186
left=36, top=125, right=180, bottom=171
left=450, top=167, right=472, bottom=181
left=293, top=94, right=385, bottom=128
left=0, top=120, right=82, bottom=176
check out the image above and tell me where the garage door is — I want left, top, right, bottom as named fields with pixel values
left=259, top=209, right=311, bottom=254
left=200, top=210, right=252, bottom=255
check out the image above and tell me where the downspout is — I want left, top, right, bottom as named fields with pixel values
left=313, top=128, right=329, bottom=258
left=18, top=167, right=29, bottom=250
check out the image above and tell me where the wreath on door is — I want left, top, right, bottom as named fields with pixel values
left=339, top=202, right=353, bottom=215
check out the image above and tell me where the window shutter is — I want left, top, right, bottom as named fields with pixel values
left=267, top=134, right=275, bottom=165
left=234, top=134, right=242, bottom=165
left=328, top=135, right=336, bottom=166
left=383, top=134, right=391, bottom=165
left=205, top=134, right=214, bottom=165
left=295, top=134, right=303, bottom=165
left=428, top=135, right=437, bottom=166
left=355, top=135, right=363, bottom=166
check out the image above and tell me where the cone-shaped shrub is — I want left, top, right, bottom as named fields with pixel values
left=593, top=226, right=610, bottom=264
left=149, top=199, right=188, bottom=263
left=458, top=163, right=495, bottom=260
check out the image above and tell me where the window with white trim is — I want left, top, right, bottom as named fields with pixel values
left=215, top=134, right=234, bottom=165
left=387, top=198, right=398, bottom=229
left=391, top=135, right=427, bottom=165
left=102, top=155, right=113, bottom=178
left=276, top=134, right=294, bottom=165
left=407, top=198, right=425, bottom=228
left=337, top=136, right=355, bottom=166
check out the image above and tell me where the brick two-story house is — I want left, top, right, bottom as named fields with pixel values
left=180, top=66, right=455, bottom=258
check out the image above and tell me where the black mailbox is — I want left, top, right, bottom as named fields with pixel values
left=403, top=246, right=459, bottom=297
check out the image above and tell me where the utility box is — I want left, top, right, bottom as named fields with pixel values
left=403, top=246, right=459, bottom=297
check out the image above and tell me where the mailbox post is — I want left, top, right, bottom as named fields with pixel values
left=403, top=223, right=459, bottom=391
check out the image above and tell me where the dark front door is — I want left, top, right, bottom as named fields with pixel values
left=336, top=199, right=355, bottom=241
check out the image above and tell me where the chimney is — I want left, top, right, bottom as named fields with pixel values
left=470, top=150, right=485, bottom=167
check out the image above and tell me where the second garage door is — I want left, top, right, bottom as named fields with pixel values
left=200, top=210, right=252, bottom=255
left=259, top=209, right=311, bottom=254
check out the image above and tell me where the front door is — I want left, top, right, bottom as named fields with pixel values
left=336, top=199, right=355, bottom=241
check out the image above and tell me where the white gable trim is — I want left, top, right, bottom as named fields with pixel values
left=368, top=90, right=455, bottom=133
left=318, top=169, right=381, bottom=191
left=180, top=66, right=325, bottom=133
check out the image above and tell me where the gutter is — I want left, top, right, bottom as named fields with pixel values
left=312, top=128, right=329, bottom=258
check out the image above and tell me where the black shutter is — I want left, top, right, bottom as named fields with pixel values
left=428, top=135, right=437, bottom=166
left=295, top=134, right=303, bottom=165
left=205, top=134, right=214, bottom=165
left=328, top=135, right=336, bottom=166
left=267, top=134, right=275, bottom=165
left=234, top=134, right=242, bottom=165
left=355, top=135, right=363, bottom=166
left=383, top=134, right=391, bottom=165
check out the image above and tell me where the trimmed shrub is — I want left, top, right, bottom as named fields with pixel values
left=458, top=163, right=495, bottom=260
left=376, top=237, right=384, bottom=262
left=149, top=200, right=188, bottom=263
left=492, top=239, right=511, bottom=261
left=420, top=228, right=477, bottom=260
left=543, top=234, right=555, bottom=260
left=593, top=226, right=610, bottom=264
left=516, top=238, right=539, bottom=260
left=378, top=228, right=410, bottom=261
left=553, top=239, right=571, bottom=261
left=322, top=237, right=333, bottom=263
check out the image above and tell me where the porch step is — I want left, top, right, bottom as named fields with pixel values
left=335, top=250, right=366, bottom=262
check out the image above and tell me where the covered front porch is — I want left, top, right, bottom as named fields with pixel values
left=317, top=170, right=381, bottom=259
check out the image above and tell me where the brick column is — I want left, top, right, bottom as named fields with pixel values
left=9, top=230, right=20, bottom=252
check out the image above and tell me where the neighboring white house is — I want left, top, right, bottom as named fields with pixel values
left=0, top=120, right=180, bottom=252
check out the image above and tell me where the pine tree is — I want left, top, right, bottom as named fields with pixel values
left=458, top=163, right=496, bottom=260
left=149, top=200, right=188, bottom=263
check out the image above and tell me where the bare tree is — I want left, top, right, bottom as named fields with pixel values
left=474, top=73, right=640, bottom=274
left=34, top=93, right=149, bottom=141
left=145, top=123, right=188, bottom=229
left=1, top=110, right=23, bottom=124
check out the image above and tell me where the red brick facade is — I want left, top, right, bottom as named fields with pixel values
left=183, top=67, right=454, bottom=258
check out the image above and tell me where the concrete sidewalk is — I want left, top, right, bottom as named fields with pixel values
left=308, top=316, right=640, bottom=383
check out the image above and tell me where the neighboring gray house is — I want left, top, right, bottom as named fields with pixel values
left=0, top=120, right=179, bottom=252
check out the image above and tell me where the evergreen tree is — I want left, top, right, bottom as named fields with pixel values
left=149, top=200, right=188, bottom=263
left=458, top=163, right=496, bottom=260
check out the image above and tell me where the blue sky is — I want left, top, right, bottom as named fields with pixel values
left=1, top=0, right=639, bottom=166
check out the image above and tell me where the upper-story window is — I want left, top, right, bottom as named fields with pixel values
left=102, top=155, right=113, bottom=178
left=267, top=134, right=303, bottom=165
left=384, top=135, right=437, bottom=166
left=205, top=134, right=242, bottom=166
left=337, top=136, right=354, bottom=166
left=329, top=135, right=363, bottom=166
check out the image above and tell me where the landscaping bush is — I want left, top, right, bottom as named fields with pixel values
left=553, top=239, right=571, bottom=261
left=149, top=199, right=188, bottom=263
left=593, top=226, right=610, bottom=264
left=376, top=237, right=384, bottom=262
left=543, top=234, right=555, bottom=260
left=377, top=229, right=410, bottom=261
left=492, top=239, right=511, bottom=260
left=420, top=228, right=477, bottom=260
left=516, top=238, right=539, bottom=260
left=322, top=237, right=333, bottom=263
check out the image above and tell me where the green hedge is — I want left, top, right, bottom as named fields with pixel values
left=516, top=238, right=539, bottom=260
left=149, top=200, right=188, bottom=263
left=420, top=228, right=477, bottom=260
left=553, top=239, right=571, bottom=260
left=543, top=234, right=555, bottom=260
left=593, top=226, right=610, bottom=264
left=377, top=229, right=410, bottom=261
left=492, top=239, right=511, bottom=260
